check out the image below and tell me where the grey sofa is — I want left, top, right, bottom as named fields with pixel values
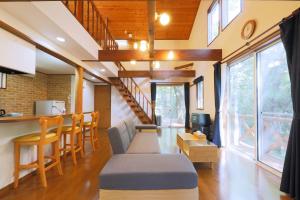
left=107, top=119, right=160, bottom=154
left=99, top=118, right=199, bottom=200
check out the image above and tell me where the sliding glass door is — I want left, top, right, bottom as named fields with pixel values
left=257, top=42, right=292, bottom=171
left=228, top=40, right=292, bottom=172
left=228, top=56, right=256, bottom=158
left=155, top=85, right=185, bottom=127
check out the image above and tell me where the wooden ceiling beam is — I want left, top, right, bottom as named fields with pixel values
left=174, top=63, right=194, bottom=70
left=98, top=49, right=222, bottom=61
left=118, top=70, right=196, bottom=79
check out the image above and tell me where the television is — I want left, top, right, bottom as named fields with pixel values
left=191, top=113, right=212, bottom=141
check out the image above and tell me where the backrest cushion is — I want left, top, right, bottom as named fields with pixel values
left=124, top=118, right=136, bottom=141
left=108, top=122, right=131, bottom=154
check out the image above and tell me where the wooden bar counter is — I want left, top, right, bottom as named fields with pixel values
left=0, top=113, right=92, bottom=189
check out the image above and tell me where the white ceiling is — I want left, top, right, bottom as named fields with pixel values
left=36, top=49, right=75, bottom=74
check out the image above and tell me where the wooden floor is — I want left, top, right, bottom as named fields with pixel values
left=0, top=128, right=292, bottom=200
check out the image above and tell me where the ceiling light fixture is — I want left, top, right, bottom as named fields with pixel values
left=133, top=42, right=138, bottom=50
left=56, top=37, right=66, bottom=42
left=139, top=40, right=148, bottom=52
left=167, top=50, right=174, bottom=60
left=91, top=77, right=96, bottom=80
left=100, top=68, right=106, bottom=72
left=159, top=13, right=170, bottom=26
left=128, top=33, right=133, bottom=38
left=153, top=61, right=160, bottom=69
left=130, top=60, right=137, bottom=65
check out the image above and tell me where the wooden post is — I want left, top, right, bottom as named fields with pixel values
left=77, top=0, right=84, bottom=24
left=75, top=67, right=84, bottom=114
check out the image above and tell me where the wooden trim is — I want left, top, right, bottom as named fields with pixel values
left=98, top=49, right=222, bottom=61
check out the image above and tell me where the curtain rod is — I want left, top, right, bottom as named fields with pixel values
left=221, top=7, right=300, bottom=64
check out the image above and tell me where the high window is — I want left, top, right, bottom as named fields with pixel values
left=208, top=0, right=242, bottom=44
left=208, top=0, right=220, bottom=44
left=228, top=40, right=292, bottom=172
left=222, top=0, right=242, bottom=29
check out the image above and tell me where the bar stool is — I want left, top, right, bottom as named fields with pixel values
left=55, top=113, right=84, bottom=165
left=13, top=116, right=64, bottom=188
left=83, top=112, right=99, bottom=152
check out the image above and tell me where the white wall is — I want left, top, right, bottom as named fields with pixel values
left=111, top=87, right=140, bottom=126
left=189, top=0, right=300, bottom=120
left=83, top=79, right=94, bottom=121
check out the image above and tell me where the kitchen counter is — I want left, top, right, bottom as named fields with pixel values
left=0, top=112, right=92, bottom=123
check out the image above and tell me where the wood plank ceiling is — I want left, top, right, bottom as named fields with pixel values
left=92, top=0, right=201, bottom=40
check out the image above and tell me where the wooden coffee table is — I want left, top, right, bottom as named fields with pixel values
left=177, top=133, right=218, bottom=167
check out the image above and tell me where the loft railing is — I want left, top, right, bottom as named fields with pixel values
left=62, top=0, right=152, bottom=121
left=62, top=0, right=118, bottom=50
left=117, top=63, right=152, bottom=120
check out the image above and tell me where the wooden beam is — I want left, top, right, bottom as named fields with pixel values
left=148, top=0, right=155, bottom=73
left=98, top=49, right=222, bottom=61
left=118, top=70, right=196, bottom=79
left=75, top=67, right=84, bottom=114
left=174, top=63, right=194, bottom=70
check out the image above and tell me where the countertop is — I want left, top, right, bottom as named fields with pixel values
left=0, top=112, right=92, bottom=123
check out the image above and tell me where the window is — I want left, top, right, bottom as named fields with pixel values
left=208, top=0, right=220, bottom=44
left=222, top=0, right=242, bottom=29
left=228, top=56, right=255, bottom=158
left=257, top=41, right=292, bottom=171
left=196, top=80, right=204, bottom=109
left=228, top=40, right=292, bottom=172
left=0, top=72, right=7, bottom=89
left=155, top=85, right=186, bottom=127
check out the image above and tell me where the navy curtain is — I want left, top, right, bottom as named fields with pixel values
left=150, top=83, right=157, bottom=124
left=184, top=83, right=190, bottom=129
left=280, top=10, right=300, bottom=200
left=212, top=62, right=221, bottom=147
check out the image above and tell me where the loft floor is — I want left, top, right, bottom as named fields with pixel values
left=0, top=128, right=290, bottom=200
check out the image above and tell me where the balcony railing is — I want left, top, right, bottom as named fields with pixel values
left=62, top=0, right=118, bottom=50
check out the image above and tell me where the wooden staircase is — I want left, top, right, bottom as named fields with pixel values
left=63, top=0, right=153, bottom=124
left=110, top=77, right=152, bottom=124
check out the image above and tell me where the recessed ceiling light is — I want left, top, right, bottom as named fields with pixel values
left=159, top=13, right=170, bottom=26
left=153, top=61, right=160, bottom=69
left=139, top=40, right=148, bottom=52
left=133, top=42, right=138, bottom=49
left=91, top=77, right=96, bottom=80
left=167, top=50, right=174, bottom=60
left=56, top=37, right=66, bottom=42
left=100, top=68, right=106, bottom=72
left=128, top=33, right=133, bottom=38
left=130, top=60, right=136, bottom=65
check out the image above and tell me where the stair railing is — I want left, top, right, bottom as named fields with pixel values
left=117, top=63, right=152, bottom=120
left=62, top=0, right=152, bottom=121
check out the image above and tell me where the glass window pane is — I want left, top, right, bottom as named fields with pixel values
left=258, top=41, right=292, bottom=171
left=155, top=85, right=185, bottom=127
left=228, top=56, right=255, bottom=158
left=222, top=0, right=241, bottom=28
left=208, top=2, right=219, bottom=43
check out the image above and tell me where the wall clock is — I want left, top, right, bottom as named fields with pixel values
left=241, top=20, right=256, bottom=40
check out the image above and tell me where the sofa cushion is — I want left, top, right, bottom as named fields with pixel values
left=124, top=119, right=136, bottom=141
left=99, top=154, right=198, bottom=190
left=108, top=122, right=130, bottom=154
left=126, top=132, right=160, bottom=154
